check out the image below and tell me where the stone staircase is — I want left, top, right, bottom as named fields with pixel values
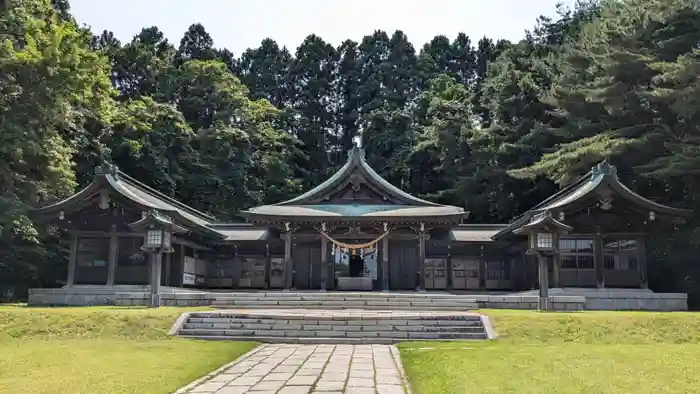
left=174, top=309, right=494, bottom=344
left=210, top=291, right=479, bottom=311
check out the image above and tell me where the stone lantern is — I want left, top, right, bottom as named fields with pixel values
left=129, top=210, right=187, bottom=307
left=514, top=211, right=572, bottom=311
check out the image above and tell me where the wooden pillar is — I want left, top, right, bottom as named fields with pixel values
left=637, top=236, right=648, bottom=289
left=177, top=243, right=185, bottom=287
left=283, top=231, right=293, bottom=290
left=149, top=252, right=162, bottom=307
left=478, top=245, right=486, bottom=289
left=418, top=226, right=426, bottom=291
left=594, top=233, right=605, bottom=288
left=382, top=236, right=389, bottom=291
left=230, top=245, right=240, bottom=289
left=264, top=243, right=271, bottom=289
left=552, top=253, right=561, bottom=288
left=446, top=250, right=453, bottom=292
left=320, top=236, right=328, bottom=291
left=478, top=260, right=487, bottom=289
left=66, top=232, right=78, bottom=287
left=164, top=253, right=171, bottom=287
left=106, top=227, right=118, bottom=286
left=538, top=253, right=549, bottom=310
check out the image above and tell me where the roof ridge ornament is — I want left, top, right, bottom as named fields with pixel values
left=94, top=162, right=119, bottom=177
left=591, top=159, right=617, bottom=177
left=348, top=136, right=366, bottom=160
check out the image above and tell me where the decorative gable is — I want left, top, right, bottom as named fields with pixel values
left=312, top=171, right=402, bottom=205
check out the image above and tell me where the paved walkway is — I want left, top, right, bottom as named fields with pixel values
left=182, top=344, right=408, bottom=394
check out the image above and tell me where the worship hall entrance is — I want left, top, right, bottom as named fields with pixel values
left=332, top=242, right=380, bottom=291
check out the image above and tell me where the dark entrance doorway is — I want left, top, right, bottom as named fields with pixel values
left=348, top=255, right=365, bottom=277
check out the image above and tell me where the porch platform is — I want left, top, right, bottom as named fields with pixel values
left=26, top=285, right=687, bottom=311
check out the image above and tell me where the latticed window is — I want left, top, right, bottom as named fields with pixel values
left=77, top=237, right=110, bottom=267
left=559, top=239, right=594, bottom=269
left=603, top=240, right=638, bottom=270
left=118, top=237, right=145, bottom=266
left=536, top=233, right=554, bottom=249
left=146, top=229, right=163, bottom=246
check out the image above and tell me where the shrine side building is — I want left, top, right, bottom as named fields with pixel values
left=29, top=146, right=691, bottom=308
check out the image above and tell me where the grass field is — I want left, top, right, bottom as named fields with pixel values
left=399, top=310, right=700, bottom=394
left=4, top=306, right=700, bottom=394
left=0, top=305, right=257, bottom=394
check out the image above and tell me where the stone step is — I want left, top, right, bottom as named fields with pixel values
left=212, top=291, right=467, bottom=295
left=178, top=328, right=488, bottom=340
left=211, top=299, right=478, bottom=305
left=184, top=318, right=483, bottom=326
left=178, top=335, right=400, bottom=344
left=188, top=312, right=483, bottom=321
left=211, top=304, right=478, bottom=311
left=182, top=322, right=485, bottom=332
left=212, top=297, right=477, bottom=303
left=210, top=302, right=480, bottom=308
left=212, top=294, right=480, bottom=298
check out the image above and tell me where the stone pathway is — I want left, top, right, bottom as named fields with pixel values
left=180, top=344, right=408, bottom=394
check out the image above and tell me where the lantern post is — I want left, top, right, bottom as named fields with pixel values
left=514, top=211, right=572, bottom=311
left=129, top=210, right=187, bottom=308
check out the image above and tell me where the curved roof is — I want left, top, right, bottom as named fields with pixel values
left=276, top=146, right=443, bottom=207
left=494, top=161, right=692, bottom=239
left=241, top=146, right=468, bottom=221
left=246, top=204, right=465, bottom=218
left=34, top=163, right=223, bottom=238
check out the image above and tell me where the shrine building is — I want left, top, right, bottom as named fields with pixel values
left=28, top=145, right=692, bottom=308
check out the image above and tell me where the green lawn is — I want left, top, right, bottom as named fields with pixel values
left=399, top=310, right=700, bottom=394
left=0, top=305, right=257, bottom=394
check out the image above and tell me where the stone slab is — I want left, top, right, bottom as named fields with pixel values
left=180, top=344, right=408, bottom=394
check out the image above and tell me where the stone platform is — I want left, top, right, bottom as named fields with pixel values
left=514, top=288, right=687, bottom=311
left=27, top=285, right=688, bottom=311
left=172, top=308, right=497, bottom=344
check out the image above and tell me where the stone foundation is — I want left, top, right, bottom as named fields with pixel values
left=515, top=288, right=688, bottom=311
left=27, top=285, right=205, bottom=307
left=115, top=291, right=215, bottom=307
left=473, top=295, right=585, bottom=311
left=27, top=286, right=688, bottom=311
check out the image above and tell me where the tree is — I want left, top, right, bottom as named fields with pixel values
left=0, top=0, right=115, bottom=286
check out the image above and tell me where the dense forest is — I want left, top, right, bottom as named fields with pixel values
left=2, top=0, right=700, bottom=304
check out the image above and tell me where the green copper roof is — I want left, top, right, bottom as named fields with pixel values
left=34, top=163, right=223, bottom=238
left=494, top=160, right=692, bottom=239
left=242, top=145, right=468, bottom=221
left=275, top=146, right=443, bottom=207
left=245, top=204, right=465, bottom=218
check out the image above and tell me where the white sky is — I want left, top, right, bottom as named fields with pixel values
left=69, top=0, right=570, bottom=55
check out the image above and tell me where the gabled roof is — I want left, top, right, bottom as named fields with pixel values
left=240, top=145, right=468, bottom=221
left=494, top=161, right=692, bottom=239
left=278, top=146, right=442, bottom=206
left=34, top=163, right=224, bottom=238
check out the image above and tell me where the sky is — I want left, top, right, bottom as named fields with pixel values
left=69, top=0, right=571, bottom=55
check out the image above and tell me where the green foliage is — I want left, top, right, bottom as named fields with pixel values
left=0, top=0, right=114, bottom=285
